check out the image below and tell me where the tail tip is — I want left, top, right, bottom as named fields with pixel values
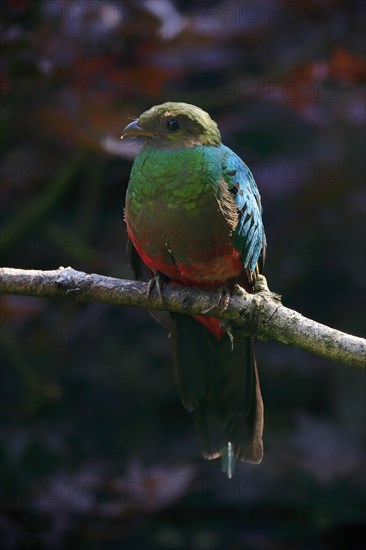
left=221, top=441, right=236, bottom=479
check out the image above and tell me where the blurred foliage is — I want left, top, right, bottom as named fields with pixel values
left=1, top=0, right=365, bottom=548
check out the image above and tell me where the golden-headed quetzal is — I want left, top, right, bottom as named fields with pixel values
left=122, top=102, right=266, bottom=477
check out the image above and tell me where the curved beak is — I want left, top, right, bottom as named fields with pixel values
left=121, top=120, right=154, bottom=139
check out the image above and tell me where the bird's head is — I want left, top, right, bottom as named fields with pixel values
left=121, top=102, right=221, bottom=147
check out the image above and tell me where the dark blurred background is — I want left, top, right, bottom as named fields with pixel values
left=1, top=0, right=365, bottom=548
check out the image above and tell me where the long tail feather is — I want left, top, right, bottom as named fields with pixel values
left=171, top=314, right=264, bottom=477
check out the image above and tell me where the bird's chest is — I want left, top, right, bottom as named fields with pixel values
left=125, top=147, right=242, bottom=286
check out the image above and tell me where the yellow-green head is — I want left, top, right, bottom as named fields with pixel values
left=121, top=102, right=222, bottom=147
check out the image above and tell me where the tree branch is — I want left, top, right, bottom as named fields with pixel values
left=0, top=267, right=365, bottom=369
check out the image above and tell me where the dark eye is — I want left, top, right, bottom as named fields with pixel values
left=167, top=118, right=179, bottom=131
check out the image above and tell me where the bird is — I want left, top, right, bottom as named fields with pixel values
left=121, top=102, right=266, bottom=478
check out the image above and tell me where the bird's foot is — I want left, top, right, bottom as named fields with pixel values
left=232, top=277, right=269, bottom=296
left=253, top=274, right=270, bottom=293
left=147, top=271, right=169, bottom=304
left=253, top=275, right=282, bottom=302
left=200, top=285, right=230, bottom=315
left=232, top=283, right=248, bottom=297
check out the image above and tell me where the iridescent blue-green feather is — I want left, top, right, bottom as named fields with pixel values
left=220, top=144, right=266, bottom=274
